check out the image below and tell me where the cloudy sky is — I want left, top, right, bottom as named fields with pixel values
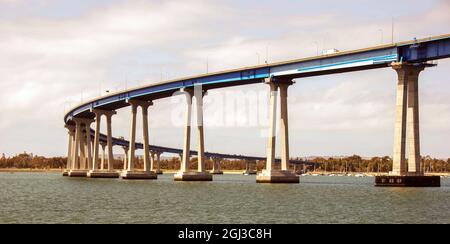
left=0, top=0, right=449, bottom=158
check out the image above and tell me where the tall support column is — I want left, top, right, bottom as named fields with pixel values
left=86, top=109, right=119, bottom=178
left=71, top=131, right=76, bottom=169
left=391, top=63, right=425, bottom=175
left=174, top=88, right=212, bottom=181
left=127, top=103, right=138, bottom=171
left=279, top=82, right=292, bottom=171
left=92, top=112, right=102, bottom=171
left=150, top=151, right=155, bottom=171
left=257, top=78, right=299, bottom=183
left=181, top=90, right=193, bottom=173
left=212, top=158, right=217, bottom=171
left=123, top=147, right=129, bottom=170
left=195, top=91, right=206, bottom=172
left=69, top=118, right=91, bottom=177
left=67, top=132, right=73, bottom=170
left=150, top=151, right=163, bottom=174
left=406, top=66, right=424, bottom=175
left=211, top=157, right=223, bottom=174
left=121, top=99, right=157, bottom=179
left=155, top=152, right=162, bottom=174
left=391, top=64, right=409, bottom=175
left=65, top=125, right=75, bottom=171
left=266, top=82, right=278, bottom=172
left=106, top=113, right=115, bottom=171
left=140, top=101, right=153, bottom=172
left=72, top=120, right=82, bottom=170
left=244, top=160, right=256, bottom=175
left=79, top=130, right=87, bottom=169
left=84, top=121, right=93, bottom=170
left=100, top=143, right=106, bottom=170
left=375, top=62, right=440, bottom=187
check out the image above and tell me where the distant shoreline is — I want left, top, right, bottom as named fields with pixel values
left=0, top=168, right=449, bottom=177
left=0, top=168, right=247, bottom=174
left=0, top=168, right=63, bottom=173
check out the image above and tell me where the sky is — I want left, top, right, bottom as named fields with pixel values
left=0, top=0, right=449, bottom=158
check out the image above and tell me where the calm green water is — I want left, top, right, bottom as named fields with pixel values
left=0, top=173, right=449, bottom=224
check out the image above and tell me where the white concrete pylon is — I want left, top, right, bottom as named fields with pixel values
left=150, top=151, right=155, bottom=171
left=122, top=146, right=129, bottom=170
left=392, top=63, right=409, bottom=175
left=120, top=99, right=157, bottom=180
left=181, top=89, right=193, bottom=173
left=79, top=129, right=86, bottom=169
left=155, top=151, right=162, bottom=173
left=100, top=142, right=106, bottom=170
left=174, top=88, right=212, bottom=181
left=71, top=129, right=76, bottom=169
left=84, top=121, right=94, bottom=170
left=91, top=110, right=102, bottom=171
left=279, top=82, right=291, bottom=171
left=391, top=62, right=425, bottom=176
left=257, top=78, right=298, bottom=183
left=265, top=81, right=278, bottom=172
left=71, top=118, right=94, bottom=171
left=125, top=99, right=153, bottom=172
left=72, top=120, right=82, bottom=169
left=86, top=108, right=116, bottom=173
left=65, top=125, right=75, bottom=170
left=105, top=111, right=116, bottom=171
left=195, top=89, right=207, bottom=173
left=212, top=158, right=218, bottom=171
left=141, top=101, right=153, bottom=173
left=127, top=102, right=138, bottom=171
left=150, top=151, right=162, bottom=174
left=406, top=66, right=424, bottom=174
left=211, top=157, right=223, bottom=174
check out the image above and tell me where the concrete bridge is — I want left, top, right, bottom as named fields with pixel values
left=64, top=34, right=450, bottom=185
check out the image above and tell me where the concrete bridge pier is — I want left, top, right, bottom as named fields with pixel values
left=79, top=129, right=87, bottom=170
left=68, top=118, right=94, bottom=177
left=84, top=122, right=92, bottom=171
left=175, top=88, right=212, bottom=181
left=122, top=146, right=129, bottom=170
left=376, top=62, right=439, bottom=187
left=87, top=110, right=119, bottom=178
left=121, top=100, right=157, bottom=180
left=63, top=125, right=75, bottom=176
left=210, top=157, right=223, bottom=175
left=100, top=142, right=106, bottom=170
left=257, top=78, right=299, bottom=183
left=243, top=160, right=257, bottom=175
left=151, top=151, right=163, bottom=174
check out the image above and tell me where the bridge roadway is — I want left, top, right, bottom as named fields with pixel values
left=64, top=34, right=450, bottom=184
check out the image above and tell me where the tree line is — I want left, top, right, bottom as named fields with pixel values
left=306, top=155, right=450, bottom=173
left=1, top=152, right=449, bottom=172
